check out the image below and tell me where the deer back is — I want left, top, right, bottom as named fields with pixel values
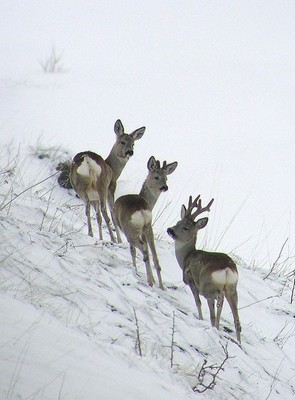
left=70, top=151, right=113, bottom=202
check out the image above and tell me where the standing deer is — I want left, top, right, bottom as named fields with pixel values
left=167, top=195, right=241, bottom=342
left=70, top=119, right=145, bottom=242
left=114, top=156, right=178, bottom=289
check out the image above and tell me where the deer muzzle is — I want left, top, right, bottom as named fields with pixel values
left=167, top=227, right=176, bottom=238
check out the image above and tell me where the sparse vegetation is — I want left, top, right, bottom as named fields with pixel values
left=39, top=46, right=66, bottom=73
left=1, top=141, right=295, bottom=399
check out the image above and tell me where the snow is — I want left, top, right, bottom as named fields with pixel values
left=1, top=1, right=295, bottom=399
left=0, top=144, right=294, bottom=399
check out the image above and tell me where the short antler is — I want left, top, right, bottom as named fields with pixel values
left=184, top=195, right=214, bottom=219
left=183, top=195, right=200, bottom=217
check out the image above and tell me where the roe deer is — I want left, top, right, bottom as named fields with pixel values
left=70, top=119, right=145, bottom=242
left=114, top=156, right=178, bottom=289
left=167, top=195, right=241, bottom=342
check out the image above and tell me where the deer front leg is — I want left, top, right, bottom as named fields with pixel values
left=108, top=188, right=122, bottom=243
left=100, top=201, right=116, bottom=242
left=185, top=271, right=203, bottom=320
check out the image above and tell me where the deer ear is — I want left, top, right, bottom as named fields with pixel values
left=130, top=126, right=146, bottom=140
left=181, top=205, right=186, bottom=219
left=195, top=217, right=208, bottom=230
left=114, top=119, right=124, bottom=136
left=165, top=161, right=178, bottom=175
left=147, top=156, right=157, bottom=171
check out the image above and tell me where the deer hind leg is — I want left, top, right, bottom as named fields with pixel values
left=85, top=195, right=93, bottom=237
left=100, top=200, right=116, bottom=242
left=207, top=298, right=216, bottom=328
left=92, top=201, right=103, bottom=240
left=145, top=227, right=164, bottom=290
left=137, top=238, right=155, bottom=287
left=216, top=292, right=224, bottom=330
left=225, top=286, right=241, bottom=343
left=129, top=244, right=138, bottom=272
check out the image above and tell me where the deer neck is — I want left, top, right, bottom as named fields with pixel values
left=174, top=238, right=196, bottom=270
left=105, top=151, right=127, bottom=182
left=139, top=182, right=160, bottom=210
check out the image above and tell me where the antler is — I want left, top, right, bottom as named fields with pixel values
left=184, top=195, right=214, bottom=219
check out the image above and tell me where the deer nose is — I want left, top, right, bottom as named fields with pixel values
left=167, top=228, right=175, bottom=238
left=160, top=185, right=168, bottom=192
left=126, top=150, right=134, bottom=156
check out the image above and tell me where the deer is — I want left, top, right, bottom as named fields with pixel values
left=167, top=195, right=241, bottom=342
left=70, top=119, right=145, bottom=242
left=114, top=156, right=178, bottom=289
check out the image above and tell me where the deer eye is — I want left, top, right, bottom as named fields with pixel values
left=120, top=141, right=126, bottom=145
left=183, top=227, right=189, bottom=231
left=154, top=176, right=159, bottom=180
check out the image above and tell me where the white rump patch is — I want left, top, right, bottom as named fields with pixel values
left=77, top=156, right=102, bottom=177
left=211, top=267, right=238, bottom=286
left=130, top=210, right=152, bottom=227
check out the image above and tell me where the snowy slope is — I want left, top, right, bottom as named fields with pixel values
left=1, top=0, right=295, bottom=269
left=0, top=143, right=294, bottom=400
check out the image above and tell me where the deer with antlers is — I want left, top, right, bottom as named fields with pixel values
left=167, top=195, right=241, bottom=342
left=114, top=156, right=178, bottom=289
left=70, top=119, right=145, bottom=242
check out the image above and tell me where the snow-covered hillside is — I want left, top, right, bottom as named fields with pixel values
left=0, top=144, right=294, bottom=399
left=1, top=2, right=295, bottom=398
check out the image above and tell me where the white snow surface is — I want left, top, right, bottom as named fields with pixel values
left=1, top=2, right=295, bottom=399
left=0, top=144, right=294, bottom=399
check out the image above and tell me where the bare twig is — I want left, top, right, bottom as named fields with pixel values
left=238, top=295, right=279, bottom=310
left=133, top=308, right=142, bottom=357
left=0, top=171, right=59, bottom=211
left=264, top=238, right=289, bottom=280
left=39, top=187, right=54, bottom=231
left=170, top=311, right=176, bottom=368
left=291, top=273, right=295, bottom=304
left=39, top=46, right=66, bottom=73
left=193, top=342, right=232, bottom=393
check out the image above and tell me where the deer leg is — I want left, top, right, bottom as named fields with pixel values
left=91, top=201, right=103, bottom=240
left=216, top=293, right=224, bottom=330
left=225, top=286, right=241, bottom=343
left=207, top=298, right=216, bottom=328
left=85, top=196, right=93, bottom=237
left=130, top=244, right=138, bottom=272
left=186, top=276, right=203, bottom=320
left=107, top=189, right=122, bottom=243
left=145, top=227, right=164, bottom=290
left=111, top=209, right=122, bottom=243
left=138, top=238, right=155, bottom=287
left=100, top=201, right=116, bottom=242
